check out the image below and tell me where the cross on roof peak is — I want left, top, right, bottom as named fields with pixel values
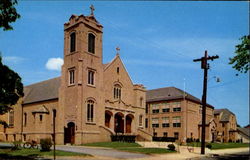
left=90, top=5, right=95, bottom=16
left=116, top=47, right=120, bottom=56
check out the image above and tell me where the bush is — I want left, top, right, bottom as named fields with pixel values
left=12, top=141, right=22, bottom=150
left=206, top=143, right=212, bottom=149
left=167, top=144, right=175, bottom=151
left=40, top=138, right=52, bottom=151
left=196, top=139, right=200, bottom=142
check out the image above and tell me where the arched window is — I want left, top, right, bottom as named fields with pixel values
left=88, top=33, right=95, bottom=54
left=70, top=32, right=76, bottom=52
left=113, top=84, right=121, bottom=99
left=87, top=100, right=94, bottom=122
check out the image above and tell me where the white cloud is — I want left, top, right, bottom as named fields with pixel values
left=2, top=56, right=26, bottom=64
left=45, top=58, right=63, bottom=71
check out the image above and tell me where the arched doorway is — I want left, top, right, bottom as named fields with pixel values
left=105, top=111, right=113, bottom=128
left=64, top=122, right=75, bottom=144
left=114, top=112, right=124, bottom=133
left=125, top=114, right=134, bottom=133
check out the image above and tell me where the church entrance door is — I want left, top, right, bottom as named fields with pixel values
left=105, top=111, right=112, bottom=128
left=125, top=114, right=133, bottom=133
left=64, top=122, right=75, bottom=144
left=114, top=112, right=124, bottom=133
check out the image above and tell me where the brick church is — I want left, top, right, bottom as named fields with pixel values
left=0, top=6, right=148, bottom=144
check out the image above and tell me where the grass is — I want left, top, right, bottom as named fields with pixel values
left=83, top=142, right=176, bottom=154
left=210, top=143, right=249, bottom=150
left=186, top=142, right=249, bottom=150
left=0, top=148, right=89, bottom=158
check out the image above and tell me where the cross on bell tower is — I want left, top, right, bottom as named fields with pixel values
left=90, top=5, right=95, bottom=16
left=116, top=47, right=120, bottom=55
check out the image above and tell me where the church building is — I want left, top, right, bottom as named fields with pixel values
left=0, top=6, right=147, bottom=144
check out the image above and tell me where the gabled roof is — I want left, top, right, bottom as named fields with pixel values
left=23, top=77, right=60, bottom=104
left=214, top=108, right=235, bottom=122
left=146, top=87, right=214, bottom=108
left=237, top=127, right=250, bottom=138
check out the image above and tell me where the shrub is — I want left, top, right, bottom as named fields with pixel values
left=196, top=139, right=200, bottom=142
left=167, top=144, right=175, bottom=151
left=12, top=141, right=22, bottom=150
left=228, top=139, right=232, bottom=143
left=40, top=138, right=52, bottom=151
left=206, top=143, right=212, bottom=149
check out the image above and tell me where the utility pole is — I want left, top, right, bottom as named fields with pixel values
left=193, top=50, right=219, bottom=154
left=53, top=109, right=57, bottom=160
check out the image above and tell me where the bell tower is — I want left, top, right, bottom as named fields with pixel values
left=58, top=5, right=104, bottom=144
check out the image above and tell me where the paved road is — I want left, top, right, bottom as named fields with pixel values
left=56, top=145, right=149, bottom=159
left=189, top=151, right=250, bottom=160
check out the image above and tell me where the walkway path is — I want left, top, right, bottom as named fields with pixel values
left=56, top=145, right=149, bottom=159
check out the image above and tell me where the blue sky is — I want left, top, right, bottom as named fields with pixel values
left=0, top=1, right=249, bottom=126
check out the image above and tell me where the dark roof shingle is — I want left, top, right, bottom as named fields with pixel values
left=23, top=77, right=60, bottom=104
left=146, top=87, right=214, bottom=108
left=214, top=108, right=235, bottom=122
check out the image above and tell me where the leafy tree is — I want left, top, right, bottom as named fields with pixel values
left=0, top=55, right=24, bottom=121
left=0, top=0, right=20, bottom=31
left=229, top=35, right=250, bottom=74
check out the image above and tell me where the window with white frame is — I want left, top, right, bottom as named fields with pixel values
left=113, top=84, right=121, bottom=99
left=152, top=104, right=159, bottom=113
left=173, top=102, right=181, bottom=112
left=139, top=115, right=143, bottom=127
left=87, top=100, right=94, bottom=122
left=162, top=103, right=170, bottom=113
left=69, top=69, right=75, bottom=85
left=162, top=117, right=170, bottom=128
left=88, top=70, right=95, bottom=85
left=152, top=118, right=159, bottom=128
left=173, top=116, right=181, bottom=127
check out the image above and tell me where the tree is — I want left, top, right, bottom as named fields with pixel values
left=229, top=35, right=250, bottom=74
left=0, top=0, right=20, bottom=31
left=0, top=55, right=24, bottom=123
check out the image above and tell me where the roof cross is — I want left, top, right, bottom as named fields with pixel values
left=116, top=47, right=120, bottom=55
left=90, top=5, right=95, bottom=16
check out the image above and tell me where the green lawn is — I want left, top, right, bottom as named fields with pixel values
left=210, top=143, right=249, bottom=150
left=186, top=142, right=249, bottom=150
left=83, top=142, right=176, bottom=154
left=0, top=148, right=89, bottom=158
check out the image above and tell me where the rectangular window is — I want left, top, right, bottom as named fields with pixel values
left=139, top=115, right=143, bottom=127
left=145, top=104, right=148, bottom=113
left=87, top=101, right=94, bottom=122
left=153, top=132, right=157, bottom=137
left=70, top=32, right=76, bottom=52
left=152, top=104, right=159, bottom=113
left=145, top=118, right=148, bottom=128
left=152, top=118, right=159, bottom=128
left=162, top=117, right=170, bottom=128
left=24, top=113, right=27, bottom=126
left=39, top=115, right=43, bottom=122
left=163, top=132, right=168, bottom=137
left=173, top=116, right=181, bottom=127
left=174, top=132, right=179, bottom=139
left=162, top=108, right=170, bottom=113
left=88, top=70, right=95, bottom=85
left=69, top=69, right=75, bottom=85
left=8, top=110, right=14, bottom=127
left=162, top=103, right=170, bottom=113
left=173, top=107, right=181, bottom=112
